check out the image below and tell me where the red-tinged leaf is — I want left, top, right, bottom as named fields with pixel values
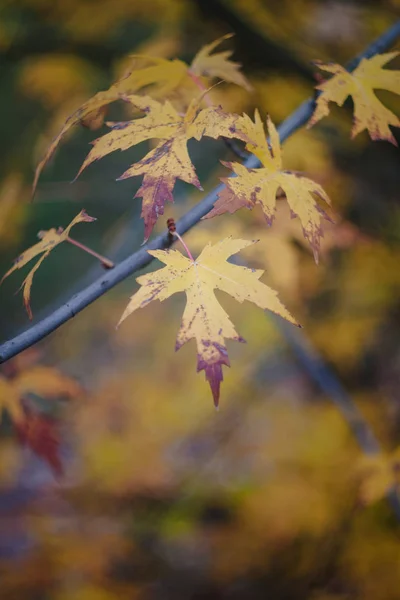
left=204, top=112, right=332, bottom=262
left=33, top=36, right=250, bottom=196
left=16, top=409, right=63, bottom=476
left=76, top=94, right=251, bottom=241
left=118, top=237, right=299, bottom=406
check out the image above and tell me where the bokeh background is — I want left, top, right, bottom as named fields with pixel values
left=1, top=1, right=400, bottom=598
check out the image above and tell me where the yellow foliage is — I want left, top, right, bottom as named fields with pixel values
left=32, top=36, right=251, bottom=197
left=118, top=237, right=298, bottom=406
left=189, top=34, right=252, bottom=92
left=188, top=204, right=302, bottom=295
left=1, top=210, right=96, bottom=318
left=309, top=53, right=400, bottom=144
left=75, top=94, right=250, bottom=240
left=205, top=112, right=331, bottom=262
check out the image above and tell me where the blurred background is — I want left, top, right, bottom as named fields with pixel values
left=1, top=1, right=400, bottom=598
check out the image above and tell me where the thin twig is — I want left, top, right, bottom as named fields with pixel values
left=0, top=20, right=399, bottom=363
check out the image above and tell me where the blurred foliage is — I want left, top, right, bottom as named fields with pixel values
left=1, top=0, right=400, bottom=598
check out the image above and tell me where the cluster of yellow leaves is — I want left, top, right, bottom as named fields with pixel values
left=5, top=35, right=400, bottom=405
left=1, top=210, right=96, bottom=318
left=33, top=35, right=251, bottom=195
left=76, top=94, right=251, bottom=241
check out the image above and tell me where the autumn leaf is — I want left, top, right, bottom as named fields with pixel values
left=0, top=210, right=96, bottom=318
left=33, top=36, right=250, bottom=195
left=189, top=34, right=252, bottom=91
left=308, top=52, right=400, bottom=145
left=204, top=111, right=331, bottom=262
left=117, top=237, right=299, bottom=407
left=76, top=94, right=251, bottom=241
left=15, top=409, right=63, bottom=475
left=0, top=365, right=82, bottom=474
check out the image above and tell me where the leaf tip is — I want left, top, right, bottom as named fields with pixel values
left=80, top=209, right=97, bottom=223
left=25, top=301, right=33, bottom=321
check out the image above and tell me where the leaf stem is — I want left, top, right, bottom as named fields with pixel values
left=173, top=232, right=195, bottom=262
left=188, top=70, right=212, bottom=106
left=66, top=236, right=114, bottom=269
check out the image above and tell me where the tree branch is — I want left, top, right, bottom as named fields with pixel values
left=1, top=20, right=400, bottom=363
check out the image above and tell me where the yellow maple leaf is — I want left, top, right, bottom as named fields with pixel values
left=76, top=94, right=251, bottom=241
left=189, top=34, right=252, bottom=91
left=204, top=111, right=331, bottom=262
left=0, top=210, right=95, bottom=319
left=33, top=36, right=250, bottom=195
left=117, top=237, right=299, bottom=407
left=308, top=52, right=400, bottom=145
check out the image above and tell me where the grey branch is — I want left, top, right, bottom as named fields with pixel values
left=1, top=20, right=400, bottom=363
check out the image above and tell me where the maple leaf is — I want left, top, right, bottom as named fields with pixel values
left=33, top=36, right=250, bottom=195
left=204, top=111, right=331, bottom=262
left=76, top=94, right=251, bottom=241
left=0, top=365, right=82, bottom=474
left=308, top=52, right=400, bottom=145
left=0, top=210, right=96, bottom=319
left=117, top=237, right=298, bottom=407
left=16, top=409, right=63, bottom=475
left=189, top=34, right=252, bottom=91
